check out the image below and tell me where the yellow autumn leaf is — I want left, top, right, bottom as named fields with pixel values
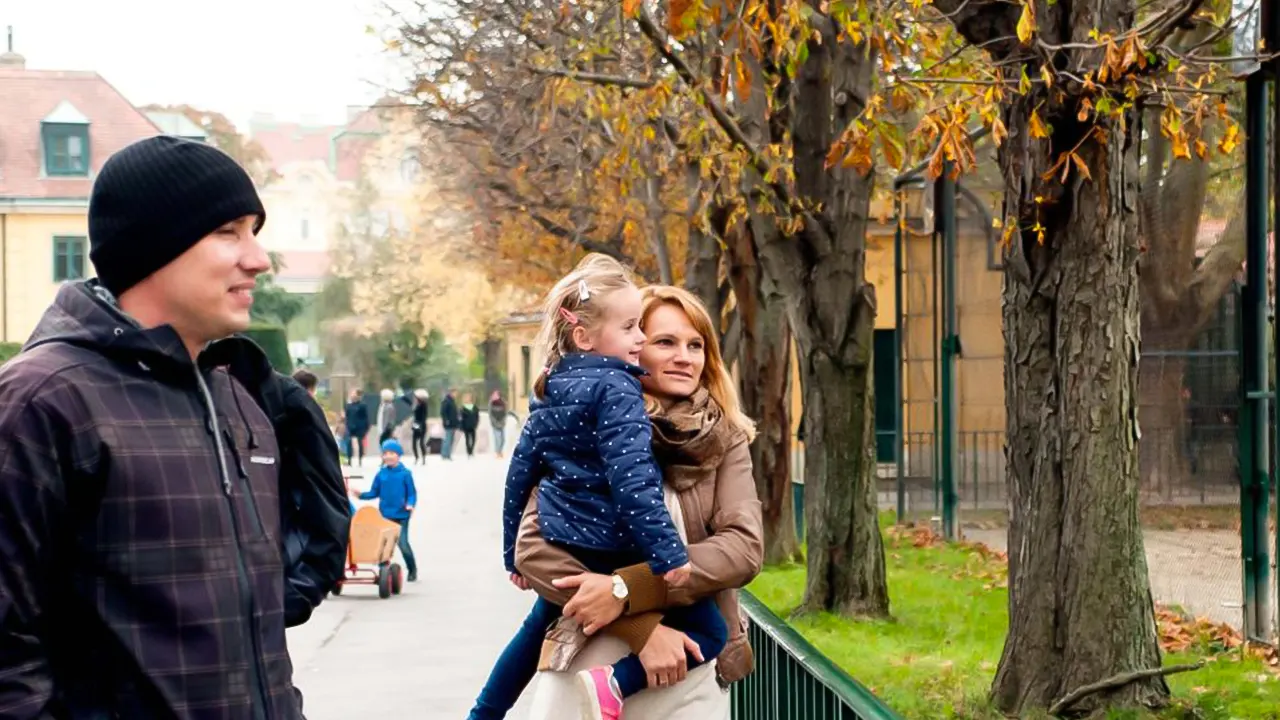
left=1016, top=1, right=1036, bottom=45
left=1001, top=222, right=1016, bottom=248
left=666, top=0, right=692, bottom=32
left=1218, top=122, right=1241, bottom=154
left=1194, top=139, right=1207, bottom=159
left=1029, top=110, right=1049, bottom=139
left=991, top=116, right=1008, bottom=147
left=879, top=130, right=904, bottom=169
left=623, top=0, right=641, bottom=17
left=1040, top=65, right=1054, bottom=88
left=1070, top=153, right=1092, bottom=181
left=734, top=56, right=752, bottom=99
left=1172, top=132, right=1191, bottom=160
left=1077, top=98, right=1092, bottom=122
left=824, top=140, right=845, bottom=170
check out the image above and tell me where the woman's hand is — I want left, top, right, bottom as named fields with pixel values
left=638, top=625, right=704, bottom=689
left=663, top=562, right=692, bottom=587
left=554, top=573, right=625, bottom=635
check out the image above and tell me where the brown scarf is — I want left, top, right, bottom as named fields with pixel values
left=649, top=388, right=740, bottom=491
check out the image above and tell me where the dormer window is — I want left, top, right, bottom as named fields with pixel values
left=41, top=101, right=91, bottom=178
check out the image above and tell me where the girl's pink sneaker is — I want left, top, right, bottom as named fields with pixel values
left=575, top=666, right=624, bottom=720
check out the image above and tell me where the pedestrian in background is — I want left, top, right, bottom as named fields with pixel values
left=412, top=388, right=430, bottom=464
left=292, top=368, right=318, bottom=398
left=461, top=391, right=481, bottom=458
left=345, top=388, right=371, bottom=465
left=489, top=390, right=509, bottom=458
left=440, top=386, right=460, bottom=459
left=376, top=388, right=397, bottom=444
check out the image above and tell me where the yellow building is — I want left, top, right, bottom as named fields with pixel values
left=0, top=49, right=161, bottom=343
left=500, top=312, right=545, bottom=413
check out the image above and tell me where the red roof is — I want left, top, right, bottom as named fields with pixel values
left=250, top=121, right=340, bottom=171
left=332, top=134, right=378, bottom=182
left=0, top=68, right=161, bottom=199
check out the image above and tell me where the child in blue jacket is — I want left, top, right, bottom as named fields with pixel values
left=468, top=254, right=727, bottom=720
left=350, top=439, right=418, bottom=582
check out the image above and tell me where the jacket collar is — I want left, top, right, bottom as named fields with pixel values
left=553, top=353, right=647, bottom=378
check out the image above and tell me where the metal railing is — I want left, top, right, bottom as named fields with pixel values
left=731, top=592, right=903, bottom=720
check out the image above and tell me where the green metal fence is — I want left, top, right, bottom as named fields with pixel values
left=731, top=592, right=903, bottom=720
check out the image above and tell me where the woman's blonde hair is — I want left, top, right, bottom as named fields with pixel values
left=532, top=253, right=638, bottom=398
left=640, top=285, right=756, bottom=441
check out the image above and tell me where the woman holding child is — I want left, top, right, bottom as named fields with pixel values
left=467, top=254, right=763, bottom=720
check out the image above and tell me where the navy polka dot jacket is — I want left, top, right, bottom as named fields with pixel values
left=502, top=353, right=690, bottom=575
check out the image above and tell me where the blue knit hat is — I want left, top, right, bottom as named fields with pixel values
left=381, top=439, right=404, bottom=456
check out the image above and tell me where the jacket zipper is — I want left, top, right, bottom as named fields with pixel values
left=196, top=369, right=271, bottom=720
left=224, top=427, right=267, bottom=537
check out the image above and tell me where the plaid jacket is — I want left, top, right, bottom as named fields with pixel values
left=0, top=282, right=299, bottom=720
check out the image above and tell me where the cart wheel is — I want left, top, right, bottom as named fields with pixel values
left=331, top=582, right=343, bottom=597
left=390, top=563, right=404, bottom=595
left=377, top=564, right=393, bottom=599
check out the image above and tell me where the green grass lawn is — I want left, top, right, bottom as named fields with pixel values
left=747, top=526, right=1280, bottom=719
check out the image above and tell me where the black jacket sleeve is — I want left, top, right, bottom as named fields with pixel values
left=273, top=376, right=351, bottom=627
left=208, top=336, right=352, bottom=628
left=0, top=387, right=72, bottom=718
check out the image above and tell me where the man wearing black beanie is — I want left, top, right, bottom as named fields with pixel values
left=0, top=136, right=347, bottom=720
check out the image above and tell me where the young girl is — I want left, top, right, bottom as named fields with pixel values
left=469, top=254, right=728, bottom=720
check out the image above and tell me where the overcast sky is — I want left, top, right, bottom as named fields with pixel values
left=3, top=0, right=406, bottom=130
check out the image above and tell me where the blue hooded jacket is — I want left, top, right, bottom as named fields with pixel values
left=502, top=353, right=688, bottom=575
left=359, top=461, right=417, bottom=521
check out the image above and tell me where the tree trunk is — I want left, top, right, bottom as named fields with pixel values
left=645, top=171, right=675, bottom=285
left=683, top=202, right=722, bottom=322
left=794, top=295, right=887, bottom=616
left=726, top=223, right=800, bottom=565
left=783, top=25, right=888, bottom=617
left=991, top=95, right=1168, bottom=714
left=480, top=335, right=505, bottom=396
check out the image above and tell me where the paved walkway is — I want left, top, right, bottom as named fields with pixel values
left=286, top=454, right=534, bottom=719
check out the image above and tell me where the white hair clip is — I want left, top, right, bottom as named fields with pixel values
left=578, top=279, right=591, bottom=302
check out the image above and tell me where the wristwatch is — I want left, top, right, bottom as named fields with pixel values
left=610, top=574, right=630, bottom=609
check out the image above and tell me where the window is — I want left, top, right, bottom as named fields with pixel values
left=43, top=124, right=90, bottom=177
left=400, top=153, right=421, bottom=183
left=53, top=236, right=86, bottom=282
left=301, top=216, right=310, bottom=240
left=521, top=345, right=532, bottom=397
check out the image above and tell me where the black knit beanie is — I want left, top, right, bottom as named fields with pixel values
left=88, top=135, right=267, bottom=296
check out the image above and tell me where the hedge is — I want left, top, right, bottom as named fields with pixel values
left=0, top=342, right=20, bottom=365
left=242, top=325, right=293, bottom=374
